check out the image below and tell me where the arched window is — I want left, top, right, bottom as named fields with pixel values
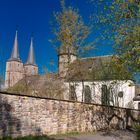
left=101, top=85, right=110, bottom=105
left=69, top=85, right=77, bottom=101
left=84, top=85, right=92, bottom=103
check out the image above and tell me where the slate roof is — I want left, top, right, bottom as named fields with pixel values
left=66, top=55, right=131, bottom=81
left=25, top=37, right=36, bottom=66
left=7, top=55, right=132, bottom=97
left=9, top=31, right=21, bottom=62
left=8, top=74, right=65, bottom=99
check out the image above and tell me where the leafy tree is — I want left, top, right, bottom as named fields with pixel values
left=90, top=0, right=140, bottom=80
left=112, top=0, right=140, bottom=78
left=51, top=0, right=94, bottom=56
left=51, top=0, right=95, bottom=100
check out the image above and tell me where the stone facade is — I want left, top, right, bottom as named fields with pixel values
left=24, top=64, right=38, bottom=76
left=5, top=61, right=24, bottom=88
left=5, top=31, right=38, bottom=89
left=5, top=61, right=38, bottom=88
left=58, top=54, right=77, bottom=77
left=0, top=92, right=139, bottom=138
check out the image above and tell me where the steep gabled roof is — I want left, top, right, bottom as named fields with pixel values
left=7, top=74, right=65, bottom=99
left=66, top=55, right=131, bottom=81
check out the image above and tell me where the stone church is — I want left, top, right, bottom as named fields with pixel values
left=5, top=31, right=38, bottom=88
left=4, top=31, right=140, bottom=110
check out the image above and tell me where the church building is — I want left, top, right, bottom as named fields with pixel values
left=5, top=31, right=38, bottom=88
left=4, top=31, right=140, bottom=110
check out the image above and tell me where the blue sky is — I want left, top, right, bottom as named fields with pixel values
left=0, top=0, right=113, bottom=75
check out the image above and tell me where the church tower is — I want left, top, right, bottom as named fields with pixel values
left=58, top=45, right=77, bottom=78
left=24, top=37, right=38, bottom=76
left=5, top=31, right=24, bottom=88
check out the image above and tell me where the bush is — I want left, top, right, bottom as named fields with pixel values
left=136, top=125, right=140, bottom=140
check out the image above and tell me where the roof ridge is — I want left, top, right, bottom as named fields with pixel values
left=80, top=55, right=113, bottom=60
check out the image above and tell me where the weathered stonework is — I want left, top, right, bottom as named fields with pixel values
left=5, top=60, right=38, bottom=89
left=5, top=61, right=24, bottom=88
left=24, top=64, right=38, bottom=76
left=0, top=92, right=139, bottom=138
left=58, top=54, right=77, bottom=78
left=5, top=32, right=38, bottom=89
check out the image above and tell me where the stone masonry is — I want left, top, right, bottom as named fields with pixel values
left=5, top=31, right=38, bottom=89
left=0, top=92, right=139, bottom=138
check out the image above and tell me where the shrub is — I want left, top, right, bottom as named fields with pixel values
left=136, top=125, right=140, bottom=140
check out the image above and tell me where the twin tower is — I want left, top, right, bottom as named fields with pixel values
left=5, top=31, right=38, bottom=88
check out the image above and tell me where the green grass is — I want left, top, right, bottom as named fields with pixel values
left=0, top=135, right=55, bottom=140
left=50, top=131, right=96, bottom=139
left=0, top=131, right=95, bottom=140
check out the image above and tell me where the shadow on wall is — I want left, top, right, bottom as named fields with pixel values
left=0, top=94, right=21, bottom=137
left=0, top=95, right=44, bottom=138
left=125, top=109, right=140, bottom=129
left=0, top=94, right=60, bottom=139
left=0, top=92, right=139, bottom=138
left=90, top=106, right=140, bottom=130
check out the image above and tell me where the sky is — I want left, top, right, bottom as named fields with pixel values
left=0, top=0, right=113, bottom=75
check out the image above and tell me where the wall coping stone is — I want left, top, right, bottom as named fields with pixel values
left=0, top=91, right=139, bottom=112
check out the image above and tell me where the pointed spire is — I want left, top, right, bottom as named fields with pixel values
left=10, top=30, right=21, bottom=61
left=26, top=37, right=36, bottom=65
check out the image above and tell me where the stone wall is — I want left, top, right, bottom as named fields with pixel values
left=0, top=92, right=139, bottom=138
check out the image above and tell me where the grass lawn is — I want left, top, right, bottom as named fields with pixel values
left=0, top=131, right=93, bottom=140
left=0, top=135, right=55, bottom=140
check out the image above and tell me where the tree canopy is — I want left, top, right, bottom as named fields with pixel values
left=90, top=0, right=140, bottom=81
left=51, top=0, right=94, bottom=57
